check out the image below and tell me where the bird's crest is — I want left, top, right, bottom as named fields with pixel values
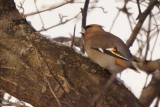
left=85, top=24, right=103, bottom=30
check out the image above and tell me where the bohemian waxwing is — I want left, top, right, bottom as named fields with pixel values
left=82, top=24, right=139, bottom=74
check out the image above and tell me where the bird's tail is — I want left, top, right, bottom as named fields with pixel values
left=130, top=64, right=139, bottom=73
left=130, top=59, right=140, bottom=73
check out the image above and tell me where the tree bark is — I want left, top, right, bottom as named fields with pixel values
left=0, top=0, right=144, bottom=107
left=139, top=73, right=160, bottom=107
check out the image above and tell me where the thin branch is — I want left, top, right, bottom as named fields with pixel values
left=36, top=11, right=81, bottom=32
left=90, top=6, right=107, bottom=13
left=24, top=0, right=75, bottom=17
left=109, top=10, right=120, bottom=32
left=150, top=13, right=160, bottom=60
left=71, top=25, right=76, bottom=48
left=114, top=2, right=133, bottom=31
left=142, top=74, right=149, bottom=89
left=126, top=0, right=159, bottom=48
left=80, top=0, right=90, bottom=53
left=143, top=14, right=151, bottom=62
left=59, top=14, right=67, bottom=23
left=139, top=72, right=160, bottom=106
left=21, top=1, right=98, bottom=17
left=126, top=12, right=133, bottom=31
left=45, top=77, right=62, bottom=107
left=34, top=0, right=45, bottom=30
left=136, top=0, right=142, bottom=19
left=17, top=1, right=25, bottom=14
left=81, top=0, right=90, bottom=29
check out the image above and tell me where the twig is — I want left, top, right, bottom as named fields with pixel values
left=17, top=1, right=25, bottom=15
left=109, top=10, right=120, bottom=32
left=114, top=3, right=133, bottom=31
left=44, top=77, right=62, bottom=107
left=71, top=25, right=76, bottom=48
left=126, top=0, right=159, bottom=48
left=136, top=0, right=142, bottom=19
left=24, top=0, right=74, bottom=17
left=143, top=14, right=151, bottom=62
left=36, top=12, right=81, bottom=32
left=23, top=1, right=98, bottom=17
left=34, top=0, right=45, bottom=30
left=80, top=0, right=90, bottom=53
left=81, top=0, right=89, bottom=29
left=90, top=6, right=107, bottom=13
left=126, top=11, right=133, bottom=31
left=59, top=14, right=67, bottom=23
left=34, top=50, right=61, bottom=107
left=150, top=13, right=160, bottom=60
left=143, top=74, right=149, bottom=89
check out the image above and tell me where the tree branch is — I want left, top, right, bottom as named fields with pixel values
left=139, top=72, right=160, bottom=106
left=0, top=0, right=144, bottom=107
left=23, top=0, right=75, bottom=16
left=126, top=0, right=159, bottom=48
left=80, top=0, right=90, bottom=53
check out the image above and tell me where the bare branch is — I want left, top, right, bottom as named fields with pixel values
left=36, top=11, right=81, bottom=32
left=71, top=25, right=76, bottom=48
left=24, top=0, right=75, bottom=17
left=80, top=0, right=90, bottom=53
left=81, top=0, right=90, bottom=29
left=143, top=14, right=151, bottom=62
left=139, top=72, right=160, bottom=106
left=34, top=0, right=45, bottom=30
left=109, top=10, right=120, bottom=32
left=126, top=0, right=159, bottom=48
left=90, top=6, right=107, bottom=13
left=136, top=58, right=160, bottom=74
left=136, top=0, right=142, bottom=19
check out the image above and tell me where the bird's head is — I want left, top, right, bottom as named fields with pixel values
left=81, top=24, right=105, bottom=36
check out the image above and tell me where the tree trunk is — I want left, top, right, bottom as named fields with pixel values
left=0, top=0, right=144, bottom=107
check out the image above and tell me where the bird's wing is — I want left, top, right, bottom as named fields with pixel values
left=86, top=32, right=131, bottom=60
left=92, top=47, right=129, bottom=61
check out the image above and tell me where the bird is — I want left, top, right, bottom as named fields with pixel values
left=82, top=24, right=139, bottom=74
